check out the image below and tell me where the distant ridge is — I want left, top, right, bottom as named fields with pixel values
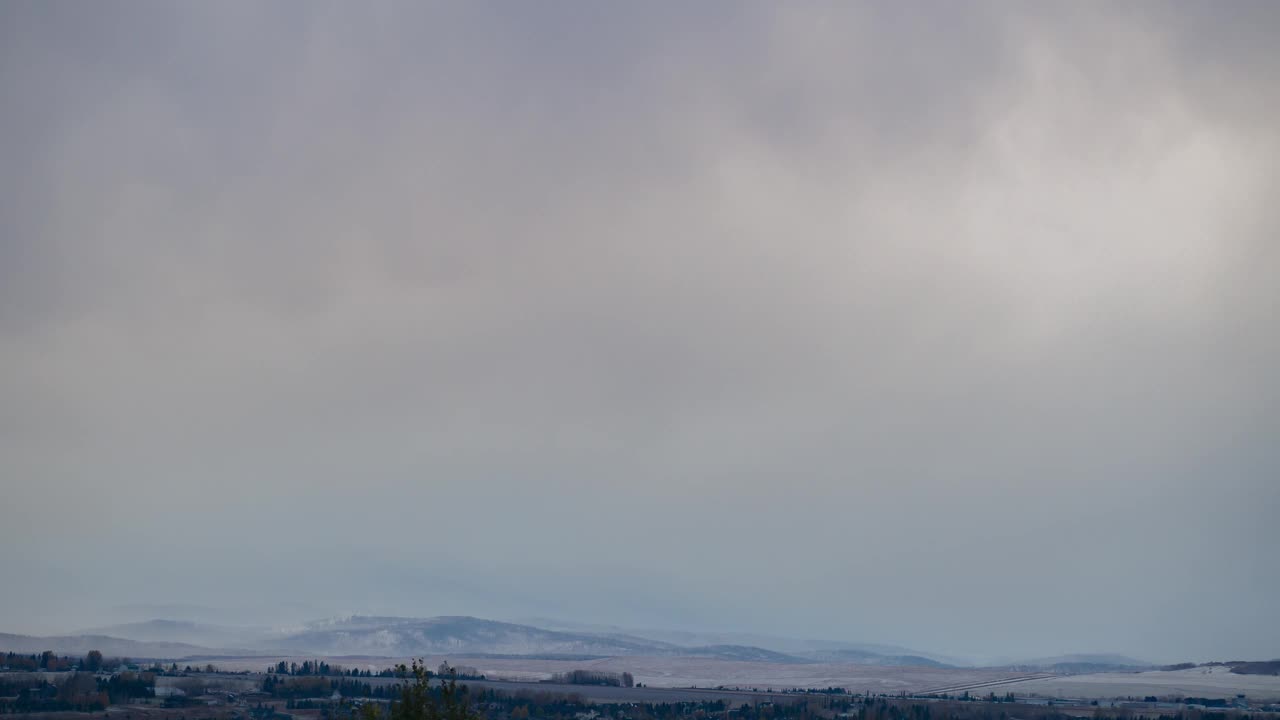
left=0, top=632, right=224, bottom=659
left=271, top=616, right=810, bottom=662
left=512, top=617, right=962, bottom=667
left=804, top=648, right=954, bottom=668
left=3, top=616, right=1161, bottom=671
left=1001, top=654, right=1153, bottom=672
left=77, top=619, right=272, bottom=650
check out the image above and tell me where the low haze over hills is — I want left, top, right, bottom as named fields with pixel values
left=1, top=615, right=1159, bottom=672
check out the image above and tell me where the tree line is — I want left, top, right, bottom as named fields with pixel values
left=0, top=670, right=155, bottom=713
left=270, top=660, right=399, bottom=677
left=548, top=669, right=634, bottom=687
left=0, top=650, right=132, bottom=672
left=263, top=675, right=404, bottom=699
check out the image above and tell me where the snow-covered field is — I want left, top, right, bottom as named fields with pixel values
left=1008, top=665, right=1280, bottom=702
left=208, top=655, right=1026, bottom=692
left=203, top=656, right=1280, bottom=701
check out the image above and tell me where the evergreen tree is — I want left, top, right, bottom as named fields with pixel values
left=361, top=660, right=478, bottom=720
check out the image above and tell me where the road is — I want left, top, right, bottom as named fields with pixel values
left=916, top=674, right=1056, bottom=696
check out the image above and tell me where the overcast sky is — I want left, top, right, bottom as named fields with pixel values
left=1, top=2, right=1277, bottom=664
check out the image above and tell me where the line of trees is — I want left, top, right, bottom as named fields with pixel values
left=0, top=650, right=139, bottom=673
left=469, top=690, right=1260, bottom=720
left=100, top=671, right=156, bottom=703
left=0, top=670, right=155, bottom=713
left=2, top=651, right=77, bottom=672
left=548, top=669, right=634, bottom=687
left=262, top=675, right=403, bottom=699
left=270, top=660, right=397, bottom=677
left=438, top=662, right=485, bottom=680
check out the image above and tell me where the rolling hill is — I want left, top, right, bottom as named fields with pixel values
left=0, top=632, right=220, bottom=659
left=0, top=616, right=1153, bottom=671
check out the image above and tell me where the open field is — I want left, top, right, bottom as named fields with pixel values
left=191, top=655, right=1280, bottom=702
left=974, top=665, right=1280, bottom=702
left=202, top=655, right=1032, bottom=693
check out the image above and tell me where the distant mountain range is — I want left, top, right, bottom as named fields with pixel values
left=0, top=632, right=216, bottom=659
left=509, top=617, right=971, bottom=667
left=271, top=616, right=692, bottom=658
left=0, top=615, right=1152, bottom=671
left=77, top=619, right=269, bottom=651
left=999, top=653, right=1153, bottom=673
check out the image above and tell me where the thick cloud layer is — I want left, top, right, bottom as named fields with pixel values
left=2, top=2, right=1277, bottom=662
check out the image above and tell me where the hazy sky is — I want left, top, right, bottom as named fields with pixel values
left=2, top=2, right=1277, bottom=664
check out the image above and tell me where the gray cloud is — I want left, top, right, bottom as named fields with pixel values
left=1, top=2, right=1277, bottom=662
